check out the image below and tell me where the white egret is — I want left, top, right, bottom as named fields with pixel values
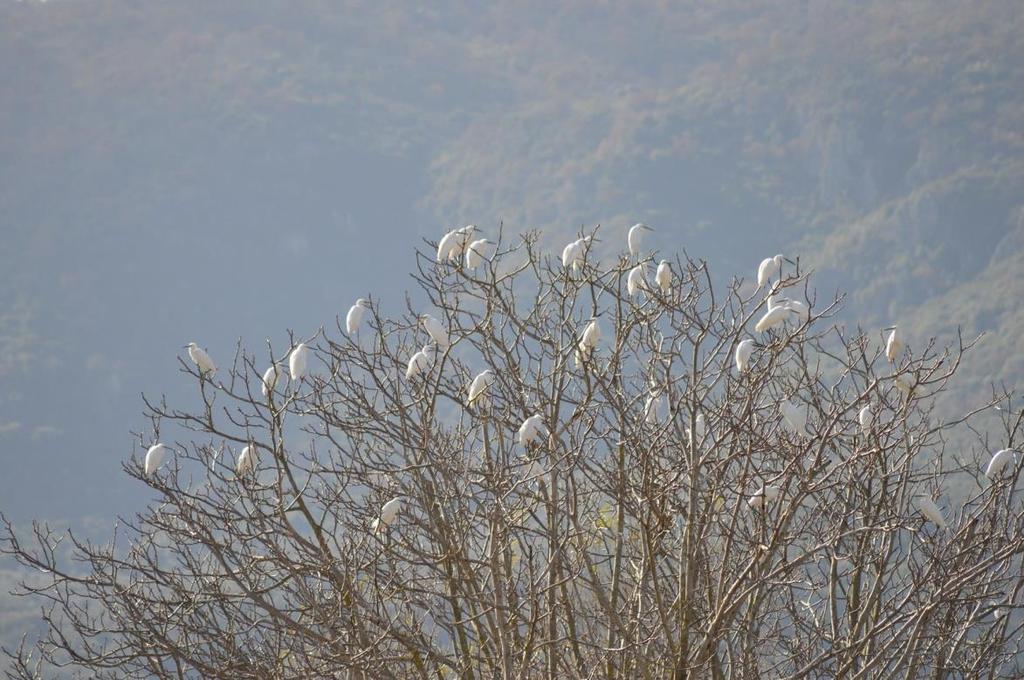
left=467, top=369, right=495, bottom=407
left=627, top=223, right=653, bottom=257
left=626, top=265, right=648, bottom=296
left=346, top=298, right=368, bottom=335
left=517, top=414, right=547, bottom=447
left=735, top=339, right=754, bottom=373
left=372, top=497, right=402, bottom=533
left=766, top=294, right=786, bottom=312
left=986, top=449, right=1016, bottom=479
left=186, top=342, right=216, bottom=376
left=436, top=224, right=476, bottom=263
left=780, top=399, right=807, bottom=437
left=289, top=343, right=309, bottom=381
left=655, top=260, right=672, bottom=294
left=465, top=238, right=490, bottom=269
left=561, top=239, right=584, bottom=272
left=784, top=299, right=810, bottom=323
left=644, top=393, right=663, bottom=424
left=144, top=443, right=167, bottom=476
left=756, top=254, right=783, bottom=290
left=748, top=485, right=780, bottom=510
left=420, top=313, right=450, bottom=349
left=261, top=364, right=284, bottom=397
left=915, top=495, right=947, bottom=530
left=236, top=445, right=257, bottom=475
left=755, top=305, right=792, bottom=332
left=575, top=317, right=601, bottom=366
left=886, top=326, right=904, bottom=362
left=405, top=344, right=436, bottom=379
left=858, top=405, right=873, bottom=435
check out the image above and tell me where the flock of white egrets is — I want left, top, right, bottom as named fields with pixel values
left=140, top=223, right=1015, bottom=536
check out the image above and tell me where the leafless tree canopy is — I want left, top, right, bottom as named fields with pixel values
left=4, top=229, right=1024, bottom=679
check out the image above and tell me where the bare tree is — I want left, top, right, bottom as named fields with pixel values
left=4, top=228, right=1024, bottom=679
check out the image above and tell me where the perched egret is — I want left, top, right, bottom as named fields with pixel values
left=626, top=265, right=648, bottom=297
left=756, top=255, right=783, bottom=290
left=655, top=260, right=672, bottom=294
left=766, top=294, right=786, bottom=312
left=886, top=327, right=904, bottom=363
left=915, top=495, right=947, bottom=530
left=261, top=364, right=284, bottom=397
left=346, top=299, right=368, bottom=335
left=405, top=344, right=436, bottom=379
left=372, top=497, right=402, bottom=533
left=784, top=299, right=810, bottom=323
left=644, top=393, right=663, bottom=424
left=236, top=445, right=257, bottom=475
left=755, top=305, right=792, bottom=332
left=735, top=339, right=754, bottom=373
left=986, top=449, right=1016, bottom=479
left=627, top=223, right=653, bottom=257
left=467, top=369, right=495, bottom=407
left=186, top=342, right=216, bottom=376
left=575, top=317, right=601, bottom=366
left=289, top=343, right=309, bottom=381
left=420, top=313, right=450, bottom=349
left=561, top=239, right=584, bottom=272
left=780, top=399, right=807, bottom=437
left=748, top=485, right=780, bottom=510
left=517, top=414, right=547, bottom=447
left=437, top=225, right=476, bottom=263
left=465, top=238, right=490, bottom=269
left=144, top=443, right=167, bottom=476
left=858, top=405, right=874, bottom=436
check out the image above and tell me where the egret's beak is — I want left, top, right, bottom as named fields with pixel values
left=644, top=225, right=655, bottom=232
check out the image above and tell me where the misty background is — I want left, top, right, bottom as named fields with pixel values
left=1, top=0, right=1022, bottom=652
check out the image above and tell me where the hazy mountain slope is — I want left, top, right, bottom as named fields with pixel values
left=0, top=0, right=1021, bottom=524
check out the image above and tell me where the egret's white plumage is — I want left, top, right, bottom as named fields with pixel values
left=144, top=443, right=166, bottom=476
left=346, top=299, right=368, bottom=335
left=186, top=343, right=216, bottom=375
left=756, top=255, right=783, bottom=290
left=735, top=339, right=754, bottom=373
left=562, top=239, right=584, bottom=271
left=437, top=229, right=460, bottom=262
left=755, top=305, right=792, bottom=332
left=886, top=327, right=904, bottom=363
left=784, top=299, right=810, bottom=323
left=467, top=369, right=495, bottom=406
left=748, top=485, right=780, bottom=509
left=766, top=294, right=786, bottom=312
left=405, top=344, right=436, bottom=380
left=627, top=223, right=652, bottom=257
left=372, top=497, right=402, bottom=533
left=627, top=265, right=648, bottom=296
left=915, top=496, right=947, bottom=530
left=986, top=449, right=1016, bottom=478
left=261, top=364, right=284, bottom=397
left=575, top=318, right=601, bottom=366
left=465, top=238, right=490, bottom=269
left=858, top=405, right=874, bottom=435
left=236, top=445, right=257, bottom=475
left=655, top=260, right=672, bottom=294
left=780, top=399, right=807, bottom=437
left=289, top=343, right=309, bottom=381
left=517, top=414, right=547, bottom=447
left=420, top=313, right=450, bottom=349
